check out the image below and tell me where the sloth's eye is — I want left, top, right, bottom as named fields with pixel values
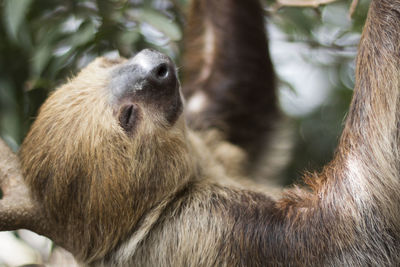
left=119, top=104, right=137, bottom=134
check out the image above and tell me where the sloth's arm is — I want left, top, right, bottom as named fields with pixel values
left=261, top=1, right=400, bottom=264
left=182, top=0, right=278, bottom=161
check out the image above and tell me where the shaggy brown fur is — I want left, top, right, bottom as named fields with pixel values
left=182, top=0, right=278, bottom=167
left=15, top=0, right=400, bottom=266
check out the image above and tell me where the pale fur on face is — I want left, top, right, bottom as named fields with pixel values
left=20, top=57, right=198, bottom=262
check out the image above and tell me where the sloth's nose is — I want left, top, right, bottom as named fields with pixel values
left=128, top=49, right=176, bottom=87
left=110, top=49, right=182, bottom=124
left=110, top=49, right=178, bottom=101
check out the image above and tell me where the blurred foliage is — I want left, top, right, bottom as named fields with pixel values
left=0, top=0, right=187, bottom=150
left=0, top=0, right=371, bottom=183
left=269, top=0, right=371, bottom=184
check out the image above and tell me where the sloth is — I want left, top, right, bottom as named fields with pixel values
left=0, top=0, right=399, bottom=266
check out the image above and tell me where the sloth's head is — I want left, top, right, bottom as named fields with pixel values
left=20, top=49, right=196, bottom=260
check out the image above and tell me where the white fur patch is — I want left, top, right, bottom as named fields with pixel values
left=132, top=52, right=153, bottom=73
left=346, top=155, right=370, bottom=210
left=197, top=20, right=216, bottom=82
left=203, top=22, right=215, bottom=65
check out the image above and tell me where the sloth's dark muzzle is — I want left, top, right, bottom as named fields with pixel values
left=110, top=49, right=182, bottom=124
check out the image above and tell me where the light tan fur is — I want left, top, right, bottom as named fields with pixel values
left=15, top=0, right=400, bottom=266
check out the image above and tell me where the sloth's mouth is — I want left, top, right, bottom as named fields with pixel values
left=110, top=49, right=182, bottom=126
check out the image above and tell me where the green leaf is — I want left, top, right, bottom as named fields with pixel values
left=139, top=9, right=182, bottom=41
left=32, top=44, right=52, bottom=76
left=322, top=2, right=350, bottom=28
left=1, top=111, right=21, bottom=145
left=71, top=21, right=96, bottom=47
left=0, top=77, right=17, bottom=107
left=120, top=30, right=140, bottom=45
left=3, top=0, right=33, bottom=40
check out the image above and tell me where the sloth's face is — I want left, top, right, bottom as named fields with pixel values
left=20, top=50, right=193, bottom=251
left=32, top=49, right=185, bottom=144
left=22, top=48, right=190, bottom=182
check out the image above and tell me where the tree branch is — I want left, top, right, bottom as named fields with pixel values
left=0, top=139, right=82, bottom=263
left=270, top=0, right=360, bottom=17
left=349, top=0, right=359, bottom=17
left=0, top=139, right=44, bottom=232
left=275, top=0, right=338, bottom=8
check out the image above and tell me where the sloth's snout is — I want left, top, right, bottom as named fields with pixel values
left=110, top=49, right=182, bottom=125
left=111, top=49, right=178, bottom=100
left=127, top=49, right=177, bottom=91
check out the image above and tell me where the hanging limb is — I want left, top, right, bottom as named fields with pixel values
left=269, top=0, right=400, bottom=263
left=182, top=0, right=278, bottom=164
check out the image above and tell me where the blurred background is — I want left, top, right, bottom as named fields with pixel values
left=0, top=0, right=370, bottom=265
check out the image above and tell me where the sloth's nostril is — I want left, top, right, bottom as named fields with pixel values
left=154, top=63, right=169, bottom=79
